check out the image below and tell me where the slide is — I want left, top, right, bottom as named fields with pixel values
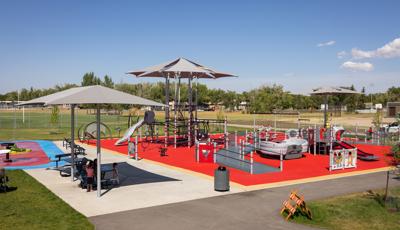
left=336, top=141, right=379, bottom=161
left=114, top=118, right=144, bottom=146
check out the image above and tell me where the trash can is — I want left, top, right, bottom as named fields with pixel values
left=214, top=166, right=230, bottom=192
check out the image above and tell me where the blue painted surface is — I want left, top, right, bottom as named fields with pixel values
left=2, top=140, right=67, bottom=170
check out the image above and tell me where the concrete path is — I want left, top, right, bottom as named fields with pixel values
left=26, top=141, right=244, bottom=217
left=90, top=171, right=400, bottom=230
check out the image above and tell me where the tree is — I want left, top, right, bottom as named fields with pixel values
left=81, top=72, right=101, bottom=86
left=102, top=75, right=114, bottom=88
left=50, top=106, right=60, bottom=129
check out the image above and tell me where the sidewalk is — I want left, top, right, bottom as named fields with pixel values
left=90, top=171, right=400, bottom=230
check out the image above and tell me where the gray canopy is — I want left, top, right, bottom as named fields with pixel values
left=18, top=85, right=165, bottom=198
left=127, top=57, right=236, bottom=79
left=310, top=86, right=359, bottom=127
left=18, top=85, right=166, bottom=107
left=310, top=86, right=360, bottom=96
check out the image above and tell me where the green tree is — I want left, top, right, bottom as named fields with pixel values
left=102, top=75, right=114, bottom=88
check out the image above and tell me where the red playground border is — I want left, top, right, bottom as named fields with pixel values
left=89, top=139, right=393, bottom=186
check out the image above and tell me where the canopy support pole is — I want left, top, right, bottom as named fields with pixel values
left=174, top=74, right=178, bottom=148
left=164, top=74, right=170, bottom=148
left=188, top=76, right=193, bottom=148
left=70, top=104, right=75, bottom=182
left=96, top=105, right=101, bottom=198
left=323, top=95, right=328, bottom=128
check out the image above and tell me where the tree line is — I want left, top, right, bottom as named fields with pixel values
left=1, top=72, right=399, bottom=113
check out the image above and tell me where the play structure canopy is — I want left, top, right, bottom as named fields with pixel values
left=127, top=57, right=236, bottom=79
left=310, top=86, right=360, bottom=95
left=310, top=86, right=360, bottom=127
left=19, top=85, right=166, bottom=198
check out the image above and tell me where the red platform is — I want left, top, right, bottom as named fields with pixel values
left=89, top=138, right=393, bottom=186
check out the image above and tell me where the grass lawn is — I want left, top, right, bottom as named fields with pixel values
left=0, top=170, right=93, bottom=230
left=1, top=108, right=392, bottom=140
left=291, top=187, right=400, bottom=230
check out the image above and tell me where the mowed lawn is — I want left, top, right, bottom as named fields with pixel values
left=291, top=187, right=400, bottom=230
left=1, top=108, right=382, bottom=141
left=0, top=170, right=93, bottom=230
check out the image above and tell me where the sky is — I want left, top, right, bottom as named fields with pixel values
left=0, top=0, right=399, bottom=95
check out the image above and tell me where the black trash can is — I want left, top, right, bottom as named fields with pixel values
left=214, top=166, right=230, bottom=192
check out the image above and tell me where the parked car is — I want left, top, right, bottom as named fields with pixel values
left=382, top=122, right=399, bottom=134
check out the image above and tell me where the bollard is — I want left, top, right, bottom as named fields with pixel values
left=280, top=151, right=283, bottom=171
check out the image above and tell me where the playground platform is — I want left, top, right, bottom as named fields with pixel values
left=88, top=139, right=394, bottom=187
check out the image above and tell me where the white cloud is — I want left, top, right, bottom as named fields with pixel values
left=317, top=40, right=336, bottom=47
left=337, top=51, right=347, bottom=59
left=341, top=61, right=374, bottom=72
left=352, top=37, right=400, bottom=59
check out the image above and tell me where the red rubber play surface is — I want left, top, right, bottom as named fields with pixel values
left=89, top=138, right=393, bottom=186
left=0, top=141, right=50, bottom=168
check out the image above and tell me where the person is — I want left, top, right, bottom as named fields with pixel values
left=85, top=161, right=94, bottom=192
left=112, top=162, right=119, bottom=185
left=367, top=127, right=373, bottom=140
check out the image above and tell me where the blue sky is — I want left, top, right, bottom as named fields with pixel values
left=1, top=0, right=399, bottom=94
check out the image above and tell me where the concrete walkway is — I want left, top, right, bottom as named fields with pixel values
left=26, top=141, right=244, bottom=217
left=90, top=171, right=400, bottom=230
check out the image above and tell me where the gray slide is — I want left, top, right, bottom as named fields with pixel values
left=115, top=118, right=144, bottom=146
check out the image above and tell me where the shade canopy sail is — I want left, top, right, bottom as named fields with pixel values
left=310, top=86, right=360, bottom=95
left=18, top=85, right=166, bottom=107
left=127, top=57, right=236, bottom=79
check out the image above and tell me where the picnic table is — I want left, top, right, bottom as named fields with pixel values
left=0, top=149, right=12, bottom=163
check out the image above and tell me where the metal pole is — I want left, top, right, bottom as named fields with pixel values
left=280, top=151, right=283, bottom=171
left=195, top=141, right=199, bottom=162
left=213, top=142, right=217, bottom=164
left=174, top=74, right=178, bottom=149
left=135, top=135, right=138, bottom=160
left=253, top=114, right=256, bottom=132
left=355, top=123, right=358, bottom=142
left=195, top=76, right=198, bottom=121
left=96, top=106, right=101, bottom=198
left=250, top=151, right=253, bottom=174
left=314, top=124, right=317, bottom=156
left=235, top=131, right=238, bottom=147
left=188, top=76, right=193, bottom=148
left=323, top=95, right=328, bottom=128
left=164, top=73, right=170, bottom=148
left=224, top=117, right=228, bottom=148
left=22, top=106, right=25, bottom=124
left=70, top=105, right=75, bottom=182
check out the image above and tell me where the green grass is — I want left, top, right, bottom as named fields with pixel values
left=0, top=170, right=93, bottom=230
left=291, top=187, right=400, bottom=230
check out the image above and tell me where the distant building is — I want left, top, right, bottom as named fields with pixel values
left=386, top=102, right=400, bottom=117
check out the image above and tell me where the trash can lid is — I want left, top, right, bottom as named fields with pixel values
left=218, top=166, right=226, bottom=171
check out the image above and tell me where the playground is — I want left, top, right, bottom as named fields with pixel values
left=86, top=135, right=393, bottom=187
left=1, top=58, right=399, bottom=230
